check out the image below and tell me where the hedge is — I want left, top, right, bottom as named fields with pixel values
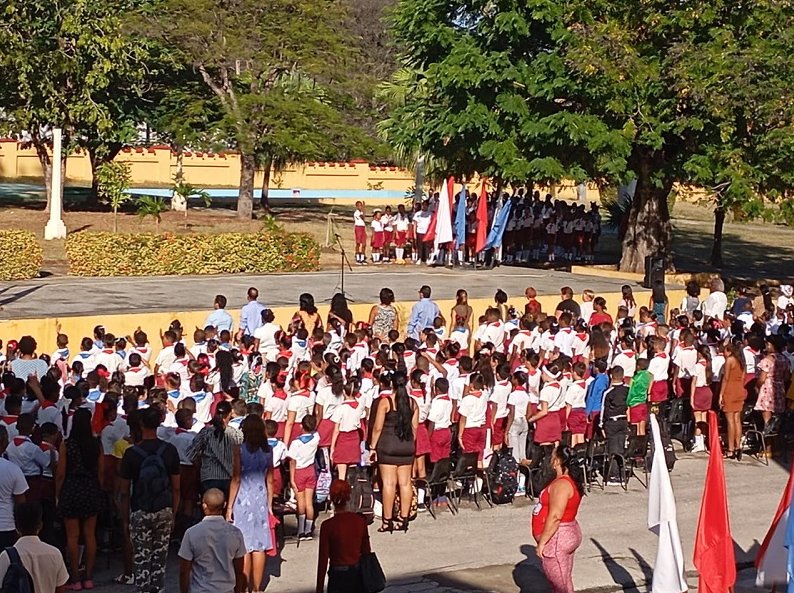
left=0, top=230, right=43, bottom=280
left=65, top=231, right=320, bottom=277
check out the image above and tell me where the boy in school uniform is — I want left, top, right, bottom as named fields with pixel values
left=287, top=415, right=320, bottom=540
left=353, top=201, right=368, bottom=265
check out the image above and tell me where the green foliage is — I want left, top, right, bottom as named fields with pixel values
left=136, top=196, right=169, bottom=231
left=96, top=161, right=132, bottom=232
left=65, top=231, right=320, bottom=276
left=0, top=231, right=42, bottom=281
left=172, top=179, right=211, bottom=208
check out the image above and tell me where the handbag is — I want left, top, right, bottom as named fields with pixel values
left=359, top=552, right=386, bottom=593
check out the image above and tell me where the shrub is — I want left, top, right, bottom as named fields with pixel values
left=0, top=230, right=43, bottom=280
left=65, top=230, right=320, bottom=277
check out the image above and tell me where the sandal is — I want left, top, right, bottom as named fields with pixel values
left=377, top=519, right=394, bottom=533
left=394, top=516, right=409, bottom=533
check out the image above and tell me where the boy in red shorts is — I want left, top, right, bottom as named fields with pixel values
left=287, top=414, right=320, bottom=540
left=353, top=201, right=367, bottom=265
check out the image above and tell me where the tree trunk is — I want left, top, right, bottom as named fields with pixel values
left=31, top=136, right=53, bottom=213
left=260, top=157, right=272, bottom=212
left=710, top=201, right=725, bottom=268
left=237, top=152, right=256, bottom=219
left=619, top=166, right=674, bottom=273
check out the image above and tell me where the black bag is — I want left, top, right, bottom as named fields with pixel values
left=359, top=551, right=386, bottom=593
left=2, top=547, right=34, bottom=593
left=131, top=443, right=173, bottom=513
left=346, top=466, right=375, bottom=525
left=647, top=425, right=677, bottom=472
left=487, top=447, right=518, bottom=504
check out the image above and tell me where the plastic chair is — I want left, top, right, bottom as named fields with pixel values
left=415, top=458, right=457, bottom=519
left=451, top=452, right=485, bottom=509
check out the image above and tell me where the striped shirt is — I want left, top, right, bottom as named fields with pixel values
left=186, top=425, right=243, bottom=482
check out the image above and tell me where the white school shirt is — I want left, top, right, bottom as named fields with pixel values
left=0, top=458, right=28, bottom=530
left=287, top=432, right=320, bottom=469
left=131, top=344, right=153, bottom=364
left=572, top=332, right=590, bottom=359
left=580, top=301, right=594, bottom=325
left=154, top=345, right=177, bottom=371
left=481, top=322, right=505, bottom=351
left=459, top=392, right=488, bottom=427
left=564, top=380, right=587, bottom=409
left=692, top=360, right=709, bottom=388
left=287, top=390, right=315, bottom=423
left=554, top=327, right=575, bottom=357
left=36, top=402, right=63, bottom=431
left=268, top=438, right=287, bottom=468
left=427, top=396, right=453, bottom=429
left=450, top=373, right=471, bottom=402
left=442, top=359, right=461, bottom=386
left=511, top=330, right=535, bottom=356
left=540, top=381, right=564, bottom=412
left=711, top=354, right=726, bottom=381
left=93, top=349, right=121, bottom=374
left=648, top=352, right=670, bottom=382
left=414, top=210, right=432, bottom=234
left=490, top=380, right=512, bottom=419
left=331, top=401, right=364, bottom=432
left=743, top=347, right=760, bottom=375
left=265, top=393, right=289, bottom=423
left=394, top=214, right=410, bottom=232
left=612, top=350, right=637, bottom=379
left=72, top=351, right=97, bottom=376
left=358, top=377, right=377, bottom=411
left=354, top=209, right=366, bottom=227
left=316, top=385, right=344, bottom=421
left=371, top=218, right=384, bottom=233
left=508, top=388, right=531, bottom=418
left=526, top=368, right=542, bottom=401
left=168, top=358, right=191, bottom=384
left=0, top=417, right=18, bottom=441
left=124, top=366, right=151, bottom=387
left=4, top=437, right=52, bottom=477
left=673, top=346, right=697, bottom=378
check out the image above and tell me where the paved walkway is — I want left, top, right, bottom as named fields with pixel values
left=90, top=451, right=784, bottom=593
left=0, top=267, right=660, bottom=319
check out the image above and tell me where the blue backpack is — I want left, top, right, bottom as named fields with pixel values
left=132, top=443, right=172, bottom=513
left=2, top=547, right=34, bottom=593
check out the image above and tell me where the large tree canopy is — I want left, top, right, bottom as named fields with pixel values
left=387, top=0, right=794, bottom=272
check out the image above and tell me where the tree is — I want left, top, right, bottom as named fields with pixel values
left=96, top=161, right=132, bottom=232
left=0, top=0, right=161, bottom=210
left=388, top=0, right=794, bottom=272
left=136, top=195, right=169, bottom=232
left=143, top=0, right=357, bottom=219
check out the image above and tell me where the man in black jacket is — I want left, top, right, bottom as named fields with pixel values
left=601, top=366, right=629, bottom=485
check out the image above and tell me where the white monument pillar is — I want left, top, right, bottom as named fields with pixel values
left=44, top=127, right=67, bottom=240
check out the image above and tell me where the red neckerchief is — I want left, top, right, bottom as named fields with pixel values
left=12, top=436, right=30, bottom=447
left=410, top=388, right=424, bottom=398
left=273, top=389, right=288, bottom=400
left=468, top=389, right=483, bottom=398
left=0, top=416, right=18, bottom=424
left=512, top=385, right=527, bottom=392
left=436, top=395, right=450, bottom=401
left=39, top=442, right=55, bottom=452
left=102, top=348, right=113, bottom=354
left=379, top=389, right=393, bottom=398
left=575, top=333, right=588, bottom=341
left=656, top=352, right=668, bottom=359
left=575, top=380, right=586, bottom=388
left=622, top=350, right=636, bottom=358
left=497, top=379, right=510, bottom=387
left=444, top=359, right=458, bottom=367
left=343, top=400, right=359, bottom=409
left=175, top=428, right=190, bottom=434
left=546, top=381, right=561, bottom=389
left=40, top=400, right=56, bottom=409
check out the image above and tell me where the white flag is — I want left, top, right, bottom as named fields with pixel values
left=648, top=414, right=688, bottom=593
left=434, top=178, right=454, bottom=247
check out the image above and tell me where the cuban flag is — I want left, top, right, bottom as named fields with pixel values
left=454, top=185, right=467, bottom=248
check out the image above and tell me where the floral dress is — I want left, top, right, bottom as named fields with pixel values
left=233, top=444, right=273, bottom=553
left=755, top=353, right=790, bottom=414
left=372, top=305, right=396, bottom=341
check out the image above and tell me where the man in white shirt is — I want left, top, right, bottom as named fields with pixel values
left=0, top=502, right=68, bottom=593
left=0, top=426, right=28, bottom=547
left=413, top=201, right=433, bottom=263
left=179, top=489, right=245, bottom=593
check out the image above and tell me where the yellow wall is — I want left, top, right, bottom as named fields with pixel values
left=0, top=291, right=686, bottom=360
left=0, top=141, right=601, bottom=204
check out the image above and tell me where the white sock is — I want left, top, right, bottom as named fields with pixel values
left=298, top=514, right=306, bottom=535
left=396, top=247, right=404, bottom=260
left=305, top=519, right=314, bottom=534
left=417, top=488, right=426, bottom=504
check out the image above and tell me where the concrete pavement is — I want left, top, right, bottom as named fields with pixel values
left=90, top=450, right=787, bottom=593
left=0, top=266, right=662, bottom=319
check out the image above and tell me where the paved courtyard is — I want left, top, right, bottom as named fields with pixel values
left=89, top=450, right=786, bottom=593
left=0, top=266, right=662, bottom=319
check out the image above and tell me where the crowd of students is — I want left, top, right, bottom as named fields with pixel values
left=352, top=190, right=601, bottom=267
left=0, top=276, right=791, bottom=592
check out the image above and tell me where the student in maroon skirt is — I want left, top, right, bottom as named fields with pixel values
left=427, top=378, right=453, bottom=463
left=409, top=370, right=431, bottom=481
left=331, top=384, right=365, bottom=482
left=689, top=346, right=713, bottom=453
left=529, top=364, right=563, bottom=446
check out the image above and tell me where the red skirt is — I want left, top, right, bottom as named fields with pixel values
left=650, top=380, right=669, bottom=403
left=332, top=430, right=361, bottom=465
left=396, top=231, right=407, bottom=247
left=384, top=230, right=394, bottom=245
left=415, top=423, right=432, bottom=457
left=629, top=404, right=648, bottom=424
left=567, top=408, right=587, bottom=435
left=461, top=425, right=486, bottom=461
left=275, top=421, right=286, bottom=440
left=491, top=416, right=509, bottom=448
left=534, top=412, right=561, bottom=444
left=585, top=412, right=600, bottom=440
left=693, top=386, right=712, bottom=412
left=355, top=226, right=367, bottom=244
left=371, top=231, right=385, bottom=248
left=318, top=417, right=334, bottom=448
left=429, top=427, right=451, bottom=463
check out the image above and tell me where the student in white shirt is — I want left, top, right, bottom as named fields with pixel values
left=330, top=385, right=364, bottom=481
left=287, top=416, right=320, bottom=540
left=427, top=377, right=453, bottom=463
left=353, top=201, right=368, bottom=265
left=505, top=371, right=530, bottom=465
left=489, top=366, right=512, bottom=449
left=4, top=414, right=55, bottom=479
left=457, top=374, right=489, bottom=467
left=0, top=426, right=28, bottom=548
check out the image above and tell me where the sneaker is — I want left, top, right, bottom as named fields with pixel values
left=691, top=444, right=707, bottom=453
left=606, top=479, right=622, bottom=486
left=300, top=532, right=313, bottom=541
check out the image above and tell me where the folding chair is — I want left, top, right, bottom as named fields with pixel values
left=451, top=452, right=486, bottom=509
left=585, top=437, right=606, bottom=491
left=415, top=458, right=457, bottom=519
left=744, top=410, right=781, bottom=466
left=625, top=435, right=649, bottom=488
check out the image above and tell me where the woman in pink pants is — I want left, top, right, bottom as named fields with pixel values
left=532, top=446, right=584, bottom=593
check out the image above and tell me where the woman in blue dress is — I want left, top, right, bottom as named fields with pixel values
left=227, top=414, right=274, bottom=593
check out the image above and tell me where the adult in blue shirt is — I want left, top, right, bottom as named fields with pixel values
left=239, top=287, right=265, bottom=337
left=407, top=285, right=441, bottom=340
left=584, top=358, right=610, bottom=430
left=205, top=295, right=234, bottom=333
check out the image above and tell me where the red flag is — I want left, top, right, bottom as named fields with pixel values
left=693, top=411, right=736, bottom=593
left=755, top=458, right=794, bottom=585
left=475, top=179, right=489, bottom=253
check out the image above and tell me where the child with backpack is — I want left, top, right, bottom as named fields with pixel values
left=287, top=415, right=320, bottom=540
left=330, top=383, right=364, bottom=482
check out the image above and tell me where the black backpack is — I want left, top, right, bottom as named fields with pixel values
left=647, top=425, right=677, bottom=472
left=346, top=466, right=375, bottom=525
left=2, top=547, right=34, bottom=593
left=487, top=448, right=519, bottom=504
left=132, top=443, right=173, bottom=513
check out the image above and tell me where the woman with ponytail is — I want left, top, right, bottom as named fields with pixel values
left=187, top=400, right=242, bottom=498
left=369, top=371, right=418, bottom=533
left=316, top=480, right=372, bottom=593
left=532, top=445, right=584, bottom=593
